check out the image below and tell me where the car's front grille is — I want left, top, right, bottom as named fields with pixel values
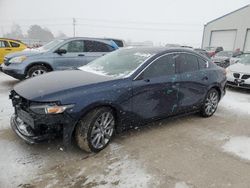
left=233, top=73, right=240, bottom=78
left=4, top=57, right=11, bottom=66
left=242, top=74, right=250, bottom=80
left=10, top=90, right=30, bottom=111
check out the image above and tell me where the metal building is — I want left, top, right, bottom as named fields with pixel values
left=202, top=4, right=250, bottom=52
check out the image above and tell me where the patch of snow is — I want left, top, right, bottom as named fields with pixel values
left=220, top=90, right=250, bottom=115
left=222, top=136, right=250, bottom=161
left=83, top=143, right=152, bottom=188
left=175, top=182, right=190, bottom=188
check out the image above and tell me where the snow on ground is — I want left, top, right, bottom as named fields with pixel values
left=81, top=143, right=152, bottom=188
left=223, top=136, right=250, bottom=161
left=0, top=93, right=13, bottom=129
left=219, top=89, right=250, bottom=115
left=175, top=182, right=191, bottom=188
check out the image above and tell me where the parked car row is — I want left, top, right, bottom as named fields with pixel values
left=0, top=37, right=120, bottom=79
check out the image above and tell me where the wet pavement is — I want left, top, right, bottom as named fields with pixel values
left=0, top=72, right=250, bottom=188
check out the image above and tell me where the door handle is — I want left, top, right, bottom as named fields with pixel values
left=5, top=49, right=12, bottom=51
left=78, top=54, right=85, bottom=56
left=202, top=76, right=208, bottom=81
left=144, top=79, right=150, bottom=83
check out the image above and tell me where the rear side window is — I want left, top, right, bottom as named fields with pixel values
left=84, top=40, right=114, bottom=52
left=60, top=40, right=84, bottom=53
left=175, top=53, right=199, bottom=73
left=143, top=54, right=176, bottom=78
left=198, top=58, right=208, bottom=69
left=10, top=41, right=20, bottom=48
left=0, top=40, right=10, bottom=48
left=112, top=40, right=123, bottom=47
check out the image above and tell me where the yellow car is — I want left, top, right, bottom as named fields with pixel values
left=0, top=38, right=27, bottom=64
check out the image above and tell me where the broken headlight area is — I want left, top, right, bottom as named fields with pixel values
left=29, top=104, right=75, bottom=115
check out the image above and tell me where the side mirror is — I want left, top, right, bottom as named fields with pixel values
left=55, top=49, right=67, bottom=54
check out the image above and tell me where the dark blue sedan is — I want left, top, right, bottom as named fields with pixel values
left=10, top=47, right=226, bottom=152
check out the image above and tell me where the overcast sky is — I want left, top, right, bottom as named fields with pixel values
left=0, top=0, right=249, bottom=47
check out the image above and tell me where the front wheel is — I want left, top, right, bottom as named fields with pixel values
left=27, top=65, right=48, bottom=78
left=200, top=89, right=219, bottom=117
left=75, top=107, right=115, bottom=153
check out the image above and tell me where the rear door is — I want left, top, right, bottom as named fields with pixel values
left=0, top=40, right=11, bottom=63
left=53, top=40, right=86, bottom=70
left=83, top=40, right=116, bottom=64
left=176, top=53, right=208, bottom=112
left=132, top=54, right=180, bottom=120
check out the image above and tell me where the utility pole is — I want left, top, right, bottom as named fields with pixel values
left=73, top=18, right=76, bottom=37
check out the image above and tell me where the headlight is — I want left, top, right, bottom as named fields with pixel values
left=226, top=68, right=231, bottom=75
left=9, top=56, right=27, bottom=63
left=30, top=104, right=74, bottom=114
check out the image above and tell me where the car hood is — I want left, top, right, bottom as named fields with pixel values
left=212, top=56, right=229, bottom=62
left=14, top=70, right=116, bottom=101
left=5, top=49, right=44, bottom=59
left=229, top=63, right=250, bottom=73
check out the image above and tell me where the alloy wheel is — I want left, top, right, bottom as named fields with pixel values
left=90, top=111, right=114, bottom=149
left=204, top=91, right=219, bottom=116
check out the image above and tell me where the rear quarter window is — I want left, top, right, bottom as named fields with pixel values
left=10, top=41, right=20, bottom=48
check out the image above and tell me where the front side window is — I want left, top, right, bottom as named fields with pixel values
left=10, top=41, right=20, bottom=48
left=84, top=40, right=114, bottom=52
left=0, top=40, right=10, bottom=48
left=60, top=40, right=84, bottom=53
left=176, top=53, right=199, bottom=73
left=143, top=54, right=176, bottom=78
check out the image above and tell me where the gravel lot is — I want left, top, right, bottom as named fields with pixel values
left=0, top=72, right=250, bottom=188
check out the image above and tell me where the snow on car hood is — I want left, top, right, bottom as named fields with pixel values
left=5, top=48, right=44, bottom=59
left=229, top=62, right=250, bottom=74
left=13, top=70, right=115, bottom=101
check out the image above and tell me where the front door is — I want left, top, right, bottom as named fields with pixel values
left=53, top=40, right=86, bottom=70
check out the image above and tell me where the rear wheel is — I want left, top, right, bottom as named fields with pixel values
left=75, top=107, right=115, bottom=153
left=27, top=65, right=49, bottom=78
left=200, top=89, right=219, bottom=117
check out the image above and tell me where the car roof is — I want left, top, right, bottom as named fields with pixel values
left=0, top=38, right=24, bottom=43
left=123, top=46, right=202, bottom=56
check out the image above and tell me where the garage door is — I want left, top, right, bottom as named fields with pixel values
left=244, top=29, right=250, bottom=52
left=210, top=30, right=236, bottom=51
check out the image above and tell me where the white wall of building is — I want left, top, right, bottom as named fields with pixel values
left=202, top=5, right=250, bottom=51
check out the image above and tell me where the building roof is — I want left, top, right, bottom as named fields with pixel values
left=205, top=4, right=250, bottom=26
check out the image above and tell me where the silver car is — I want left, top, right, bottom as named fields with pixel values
left=0, top=37, right=119, bottom=80
left=227, top=55, right=250, bottom=89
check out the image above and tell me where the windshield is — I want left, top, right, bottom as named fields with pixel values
left=79, top=48, right=155, bottom=77
left=215, top=51, right=233, bottom=57
left=37, top=39, right=64, bottom=51
left=238, top=55, right=250, bottom=64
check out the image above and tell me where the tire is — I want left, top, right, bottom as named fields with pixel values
left=200, top=88, right=219, bottom=117
left=75, top=107, right=115, bottom=153
left=27, top=65, right=49, bottom=78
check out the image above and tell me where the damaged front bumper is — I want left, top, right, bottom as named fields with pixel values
left=10, top=108, right=77, bottom=147
left=11, top=114, right=56, bottom=144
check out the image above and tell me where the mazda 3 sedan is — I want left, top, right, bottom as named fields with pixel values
left=10, top=47, right=226, bottom=152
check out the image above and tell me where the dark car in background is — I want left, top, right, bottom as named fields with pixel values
left=204, top=46, right=223, bottom=57
left=10, top=47, right=226, bottom=152
left=1, top=37, right=119, bottom=80
left=212, top=51, right=236, bottom=68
